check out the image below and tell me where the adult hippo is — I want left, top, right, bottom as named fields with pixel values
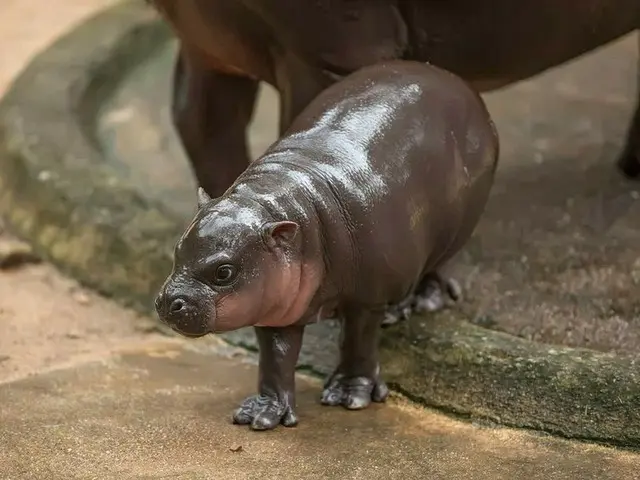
left=148, top=0, right=639, bottom=197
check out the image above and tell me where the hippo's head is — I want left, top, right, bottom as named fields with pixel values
left=155, top=188, right=314, bottom=337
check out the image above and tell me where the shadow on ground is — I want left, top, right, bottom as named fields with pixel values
left=2, top=340, right=638, bottom=479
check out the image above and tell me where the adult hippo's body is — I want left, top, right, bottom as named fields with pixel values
left=149, top=0, right=640, bottom=197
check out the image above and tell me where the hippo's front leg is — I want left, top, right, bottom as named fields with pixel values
left=322, top=308, right=389, bottom=410
left=233, top=325, right=304, bottom=431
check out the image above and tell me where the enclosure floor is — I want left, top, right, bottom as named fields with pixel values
left=0, top=2, right=639, bottom=478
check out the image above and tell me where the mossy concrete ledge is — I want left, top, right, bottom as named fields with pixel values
left=0, top=0, right=639, bottom=448
left=380, top=318, right=640, bottom=448
left=0, top=2, right=181, bottom=307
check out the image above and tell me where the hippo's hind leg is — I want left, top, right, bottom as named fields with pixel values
left=618, top=31, right=640, bottom=178
left=321, top=307, right=389, bottom=410
left=412, top=271, right=462, bottom=314
left=381, top=271, right=462, bottom=328
left=381, top=294, right=414, bottom=327
left=172, top=48, right=259, bottom=198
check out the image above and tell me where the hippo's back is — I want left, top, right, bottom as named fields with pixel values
left=271, top=61, right=499, bottom=304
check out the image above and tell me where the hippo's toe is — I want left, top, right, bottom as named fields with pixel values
left=232, top=393, right=298, bottom=430
left=382, top=300, right=413, bottom=327
left=321, top=370, right=389, bottom=410
left=413, top=272, right=462, bottom=314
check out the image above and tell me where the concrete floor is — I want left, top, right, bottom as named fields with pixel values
left=3, top=338, right=640, bottom=479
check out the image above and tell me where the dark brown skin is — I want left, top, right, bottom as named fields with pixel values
left=155, top=61, right=499, bottom=430
left=148, top=0, right=640, bottom=196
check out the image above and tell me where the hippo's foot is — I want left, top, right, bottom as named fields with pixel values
left=382, top=296, right=414, bottom=327
left=381, top=272, right=462, bottom=327
left=320, top=367, right=389, bottom=410
left=232, top=394, right=298, bottom=431
left=412, top=272, right=462, bottom=314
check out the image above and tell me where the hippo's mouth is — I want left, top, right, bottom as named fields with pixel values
left=170, top=326, right=209, bottom=338
left=166, top=322, right=210, bottom=338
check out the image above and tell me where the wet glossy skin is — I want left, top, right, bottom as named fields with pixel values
left=147, top=0, right=639, bottom=198
left=155, top=61, right=499, bottom=430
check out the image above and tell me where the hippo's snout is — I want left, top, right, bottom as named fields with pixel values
left=155, top=277, right=212, bottom=338
left=155, top=292, right=188, bottom=317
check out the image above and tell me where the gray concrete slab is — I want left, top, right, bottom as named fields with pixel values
left=1, top=340, right=639, bottom=480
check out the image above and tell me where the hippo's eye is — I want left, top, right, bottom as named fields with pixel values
left=214, top=264, right=237, bottom=286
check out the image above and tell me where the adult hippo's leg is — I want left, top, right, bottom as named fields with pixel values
left=276, top=54, right=337, bottom=134
left=171, top=49, right=259, bottom=198
left=617, top=32, right=640, bottom=178
left=322, top=307, right=389, bottom=410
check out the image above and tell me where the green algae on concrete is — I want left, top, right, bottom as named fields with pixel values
left=0, top=0, right=639, bottom=449
left=380, top=316, right=640, bottom=447
left=0, top=2, right=181, bottom=314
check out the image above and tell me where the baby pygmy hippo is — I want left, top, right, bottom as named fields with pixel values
left=155, top=60, right=499, bottom=431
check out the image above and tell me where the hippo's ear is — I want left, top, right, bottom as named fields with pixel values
left=261, top=221, right=299, bottom=249
left=197, top=187, right=212, bottom=209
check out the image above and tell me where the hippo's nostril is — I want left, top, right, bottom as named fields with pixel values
left=169, top=298, right=186, bottom=314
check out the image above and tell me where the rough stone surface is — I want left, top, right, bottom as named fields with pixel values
left=379, top=317, right=640, bottom=446
left=2, top=341, right=639, bottom=480
left=0, top=5, right=185, bottom=313
left=1, top=0, right=640, bottom=447
left=0, top=236, right=39, bottom=269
